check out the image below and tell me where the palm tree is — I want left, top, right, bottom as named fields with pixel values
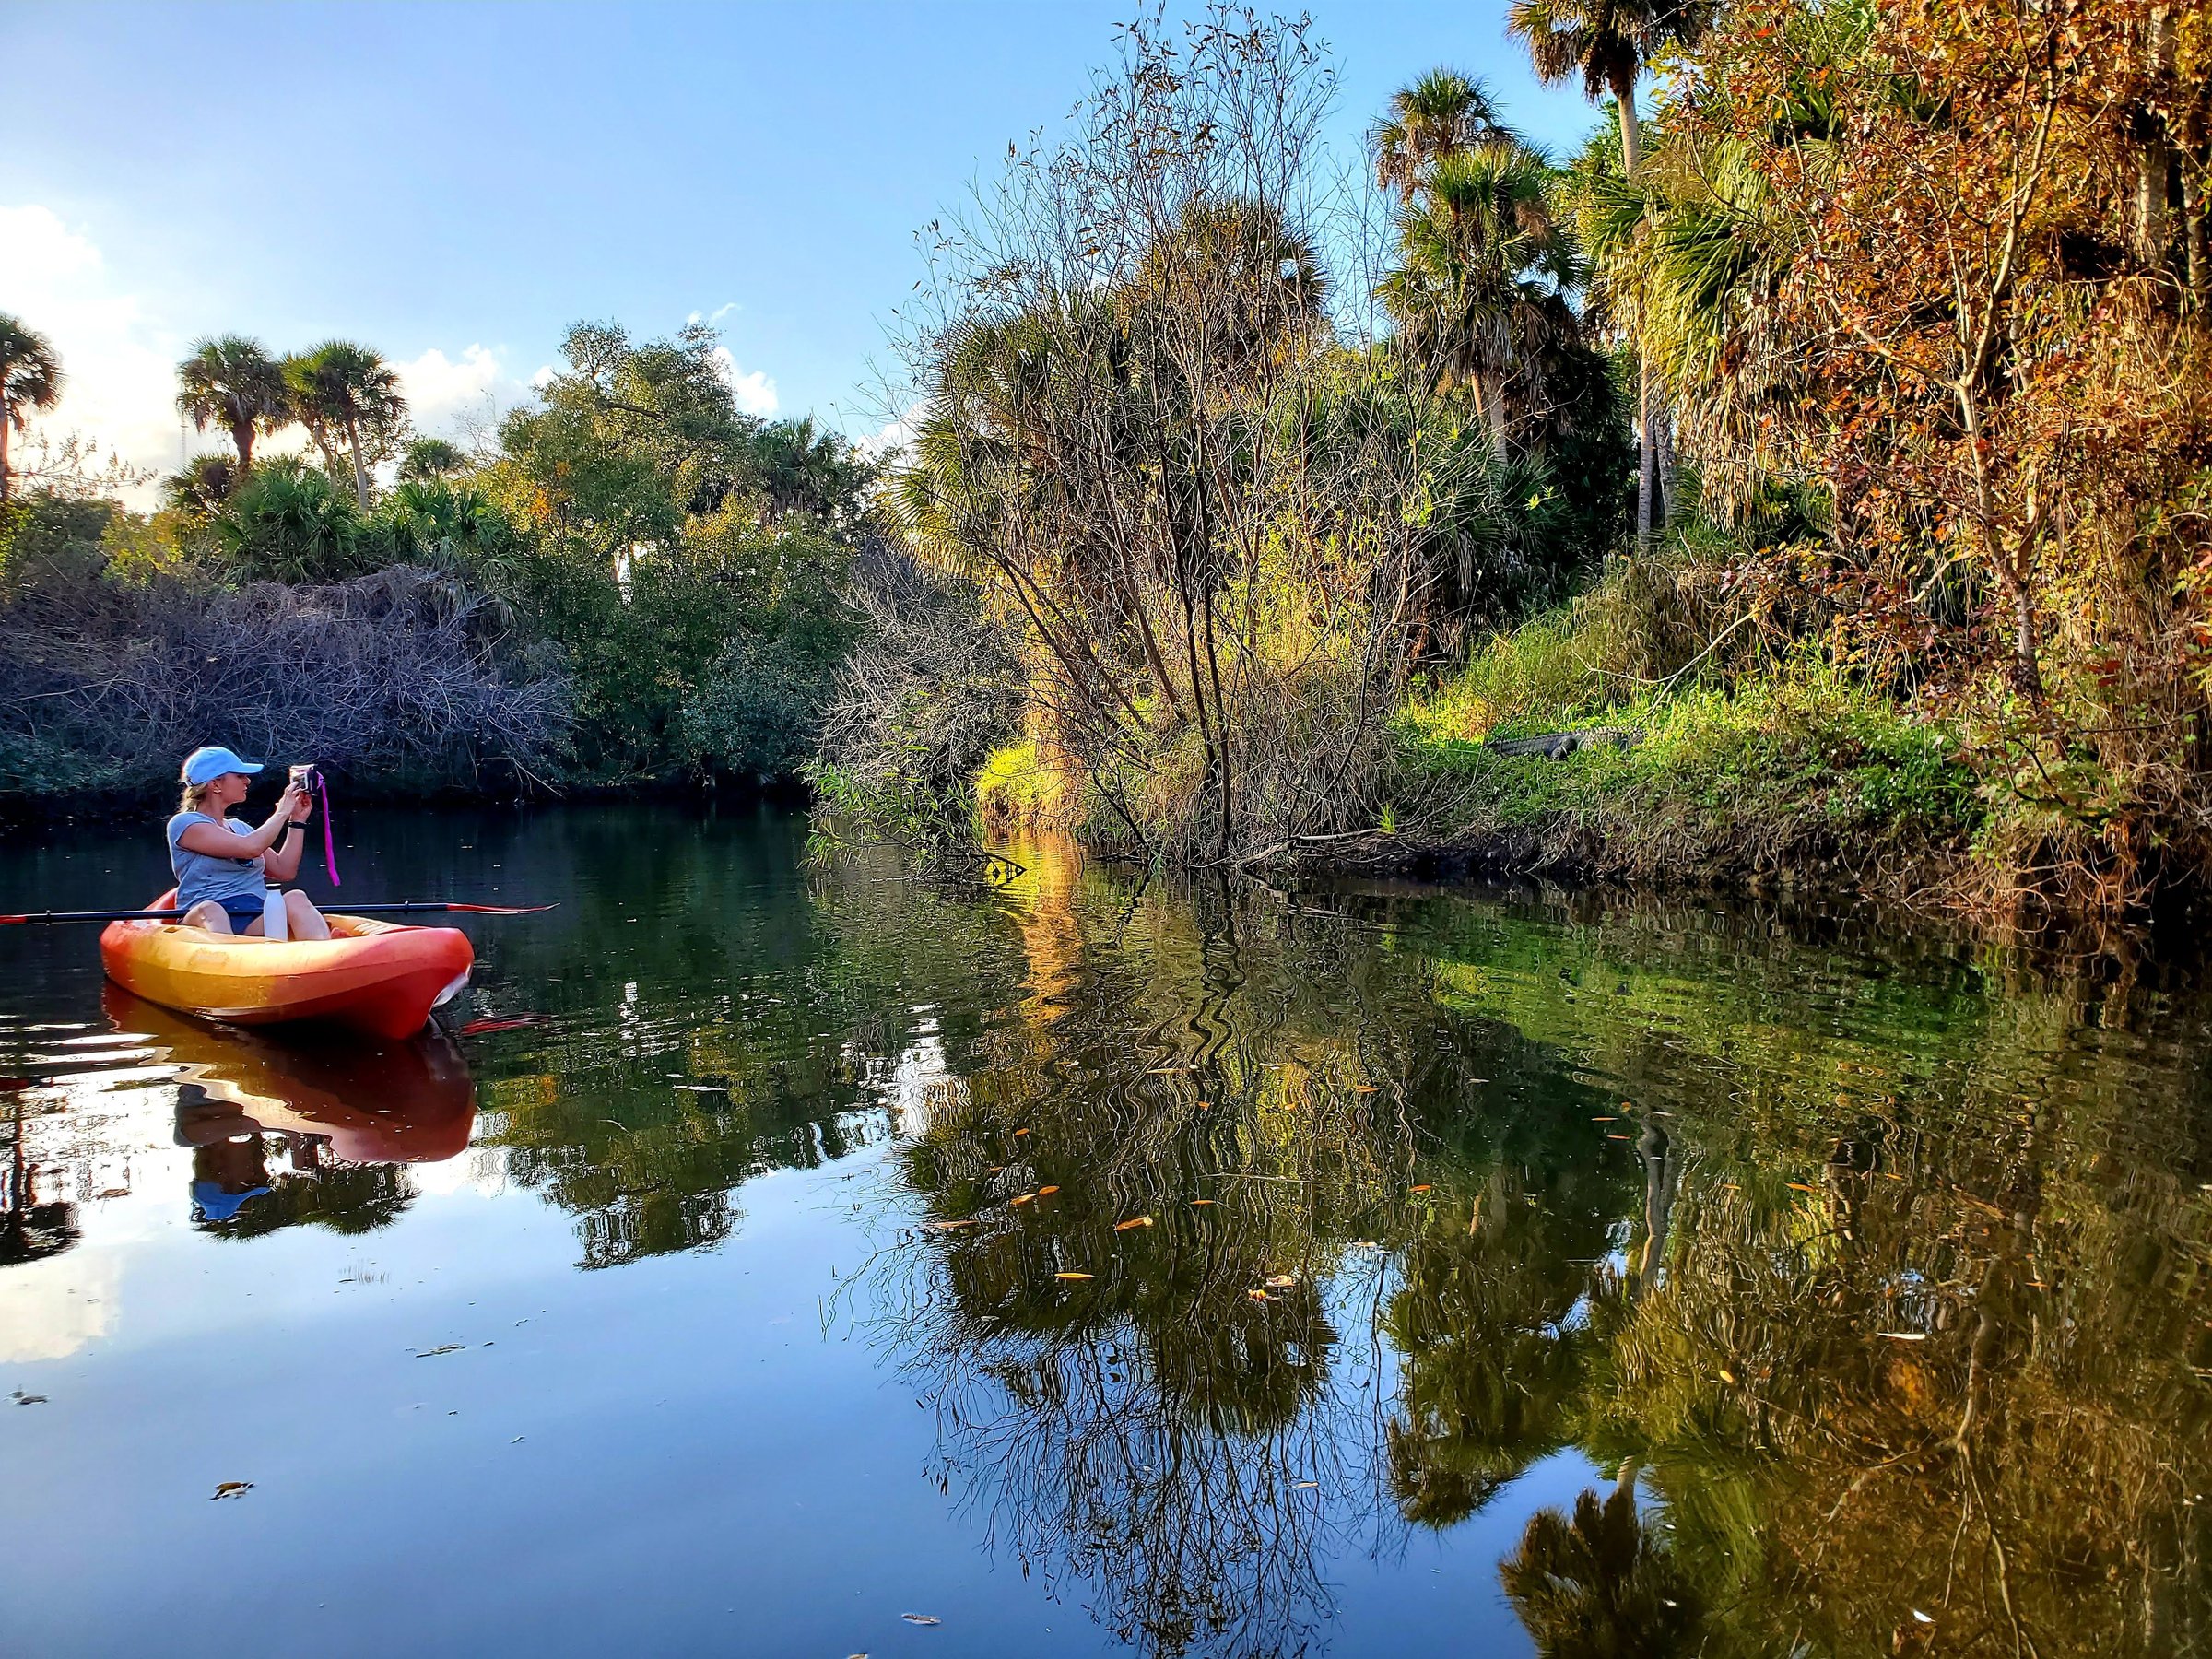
left=174, top=335, right=288, bottom=473
left=0, top=313, right=64, bottom=507
left=1509, top=0, right=1713, bottom=545
left=1501, top=1482, right=1701, bottom=1653
left=1371, top=69, right=1515, bottom=202
left=164, top=453, right=242, bottom=516
left=397, top=436, right=466, bottom=481
left=286, top=341, right=406, bottom=508
left=1378, top=143, right=1583, bottom=447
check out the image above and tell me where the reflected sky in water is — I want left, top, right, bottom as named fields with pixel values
left=1, top=806, right=2207, bottom=1657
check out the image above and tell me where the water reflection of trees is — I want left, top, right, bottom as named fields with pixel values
left=822, top=844, right=1632, bottom=1659
left=1356, top=884, right=2212, bottom=1658
left=826, top=859, right=2212, bottom=1659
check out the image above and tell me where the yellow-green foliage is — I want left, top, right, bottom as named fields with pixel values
left=1398, top=582, right=1984, bottom=889
left=976, top=739, right=1061, bottom=829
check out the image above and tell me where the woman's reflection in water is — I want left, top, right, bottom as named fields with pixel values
left=107, top=988, right=477, bottom=1237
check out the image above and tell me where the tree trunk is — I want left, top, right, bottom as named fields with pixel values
left=1637, top=366, right=1657, bottom=548
left=2183, top=97, right=2209, bottom=309
left=2136, top=7, right=2183, bottom=279
left=308, top=422, right=340, bottom=480
left=1614, top=71, right=1652, bottom=547
left=2010, top=575, right=2044, bottom=700
left=343, top=413, right=370, bottom=508
left=1477, top=370, right=1509, bottom=450
left=0, top=406, right=11, bottom=506
left=1612, top=72, right=1641, bottom=174
left=230, top=418, right=255, bottom=472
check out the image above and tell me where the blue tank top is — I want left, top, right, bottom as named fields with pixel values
left=166, top=812, right=267, bottom=910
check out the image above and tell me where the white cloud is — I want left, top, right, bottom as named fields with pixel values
left=709, top=346, right=780, bottom=418
left=0, top=205, right=192, bottom=507
left=0, top=203, right=539, bottom=504
left=857, top=399, right=925, bottom=460
left=390, top=343, right=530, bottom=451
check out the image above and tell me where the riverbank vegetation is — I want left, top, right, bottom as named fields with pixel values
left=813, top=0, right=2212, bottom=926
left=6, top=0, right=2211, bottom=925
left=0, top=319, right=876, bottom=805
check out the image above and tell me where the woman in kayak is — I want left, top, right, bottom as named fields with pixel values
left=168, top=746, right=331, bottom=939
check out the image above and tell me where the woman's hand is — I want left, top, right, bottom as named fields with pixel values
left=277, top=782, right=309, bottom=824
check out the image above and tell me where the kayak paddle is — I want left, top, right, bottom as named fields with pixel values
left=0, top=901, right=557, bottom=925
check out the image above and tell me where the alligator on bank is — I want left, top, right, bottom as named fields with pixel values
left=1483, top=727, right=1642, bottom=759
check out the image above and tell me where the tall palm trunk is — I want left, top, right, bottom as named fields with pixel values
left=1613, top=73, right=1657, bottom=549
left=1473, top=369, right=1510, bottom=449
left=229, top=418, right=256, bottom=472
left=0, top=406, right=11, bottom=506
left=341, top=412, right=370, bottom=508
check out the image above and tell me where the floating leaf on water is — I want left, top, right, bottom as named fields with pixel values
left=1247, top=1288, right=1272, bottom=1302
left=1410, top=1184, right=1432, bottom=1194
left=1036, top=1185, right=1059, bottom=1196
left=1114, top=1215, right=1154, bottom=1231
left=1787, top=1182, right=1819, bottom=1193
left=1009, top=1194, right=1036, bottom=1206
left=1012, top=1128, right=1030, bottom=1137
left=1265, top=1275, right=1298, bottom=1288
left=1055, top=1271, right=1094, bottom=1281
left=11, top=1391, right=48, bottom=1406
left=1190, top=1198, right=1215, bottom=1206
left=1607, top=1134, right=1632, bottom=1141
left=900, top=1614, right=942, bottom=1626
left=1718, top=1369, right=1737, bottom=1384
left=1353, top=1084, right=1376, bottom=1093
left=925, top=1219, right=980, bottom=1231
left=1911, top=1609, right=1935, bottom=1625
left=1591, top=1116, right=1616, bottom=1123
left=1294, top=1480, right=1319, bottom=1488
left=1194, top=1100, right=1212, bottom=1109
left=416, top=1344, right=465, bottom=1358
left=210, top=1481, right=253, bottom=1500
left=1877, top=1331, right=1928, bottom=1341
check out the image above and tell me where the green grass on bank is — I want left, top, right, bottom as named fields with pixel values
left=1395, top=598, right=1986, bottom=891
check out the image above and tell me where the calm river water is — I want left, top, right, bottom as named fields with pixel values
left=2, top=805, right=2207, bottom=1657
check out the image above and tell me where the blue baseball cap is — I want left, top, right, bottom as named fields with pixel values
left=181, top=746, right=265, bottom=786
left=191, top=1179, right=272, bottom=1223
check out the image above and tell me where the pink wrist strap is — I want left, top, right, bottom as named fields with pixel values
left=318, top=776, right=340, bottom=887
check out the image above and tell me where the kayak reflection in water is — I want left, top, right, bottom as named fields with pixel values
left=107, top=986, right=477, bottom=1232
left=168, top=745, right=330, bottom=940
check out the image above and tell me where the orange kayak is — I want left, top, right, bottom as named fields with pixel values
left=100, top=890, right=474, bottom=1041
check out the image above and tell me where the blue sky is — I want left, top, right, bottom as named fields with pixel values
left=2, top=1, right=1608, bottom=494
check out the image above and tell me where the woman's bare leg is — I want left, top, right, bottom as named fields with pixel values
left=182, top=900, right=234, bottom=934
left=285, top=890, right=332, bottom=941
